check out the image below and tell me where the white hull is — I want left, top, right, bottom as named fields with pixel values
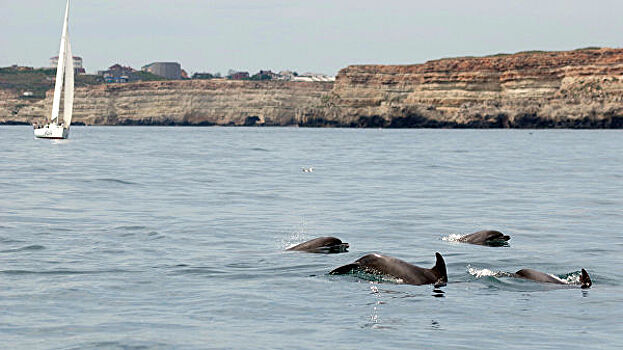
left=34, top=124, right=69, bottom=139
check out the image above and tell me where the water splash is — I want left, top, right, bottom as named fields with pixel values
left=467, top=266, right=513, bottom=278
left=441, top=233, right=464, bottom=242
left=281, top=218, right=308, bottom=249
left=366, top=283, right=383, bottom=328
left=468, top=266, right=497, bottom=277
left=559, top=271, right=582, bottom=285
left=346, top=270, right=405, bottom=284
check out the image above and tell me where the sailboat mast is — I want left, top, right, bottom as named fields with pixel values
left=50, top=0, right=70, bottom=124
left=63, top=41, right=74, bottom=128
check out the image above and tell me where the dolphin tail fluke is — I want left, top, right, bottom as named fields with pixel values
left=433, top=252, right=448, bottom=287
left=580, top=269, right=592, bottom=289
left=329, top=263, right=359, bottom=275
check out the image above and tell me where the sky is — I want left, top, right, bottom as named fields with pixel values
left=1, top=0, right=622, bottom=75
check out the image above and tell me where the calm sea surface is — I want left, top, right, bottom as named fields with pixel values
left=1, top=126, right=622, bottom=349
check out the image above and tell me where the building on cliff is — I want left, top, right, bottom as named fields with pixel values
left=250, top=70, right=280, bottom=80
left=227, top=71, right=250, bottom=80
left=49, top=55, right=85, bottom=74
left=98, top=64, right=137, bottom=83
left=9, top=65, right=34, bottom=71
left=141, top=62, right=182, bottom=80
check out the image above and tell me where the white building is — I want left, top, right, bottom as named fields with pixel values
left=49, top=56, right=83, bottom=69
left=292, top=73, right=335, bottom=82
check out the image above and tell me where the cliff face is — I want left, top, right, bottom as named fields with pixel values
left=0, top=80, right=333, bottom=126
left=2, top=48, right=623, bottom=128
left=327, top=48, right=623, bottom=128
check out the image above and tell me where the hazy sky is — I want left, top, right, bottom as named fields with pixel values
left=1, top=0, right=622, bottom=75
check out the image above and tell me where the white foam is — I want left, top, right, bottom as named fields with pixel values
left=561, top=273, right=581, bottom=285
left=281, top=220, right=308, bottom=249
left=283, top=235, right=306, bottom=250
left=468, top=266, right=502, bottom=278
left=442, top=233, right=464, bottom=242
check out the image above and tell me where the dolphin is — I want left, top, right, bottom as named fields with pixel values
left=458, top=230, right=510, bottom=246
left=330, top=252, right=448, bottom=287
left=286, top=237, right=349, bottom=254
left=514, top=268, right=592, bottom=288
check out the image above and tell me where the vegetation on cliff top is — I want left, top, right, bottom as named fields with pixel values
left=0, top=67, right=102, bottom=99
left=132, top=71, right=166, bottom=82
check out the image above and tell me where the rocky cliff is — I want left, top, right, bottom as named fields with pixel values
left=0, top=80, right=333, bottom=126
left=326, top=48, right=623, bottom=128
left=2, top=48, right=623, bottom=128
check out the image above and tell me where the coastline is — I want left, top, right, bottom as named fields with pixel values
left=3, top=48, right=623, bottom=128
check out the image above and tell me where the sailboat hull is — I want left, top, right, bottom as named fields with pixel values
left=34, top=124, right=69, bottom=139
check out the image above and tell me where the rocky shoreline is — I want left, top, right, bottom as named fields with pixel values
left=2, top=48, right=623, bottom=128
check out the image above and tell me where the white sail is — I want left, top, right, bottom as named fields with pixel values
left=63, top=40, right=74, bottom=127
left=50, top=0, right=70, bottom=124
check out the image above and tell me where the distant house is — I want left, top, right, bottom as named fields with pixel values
left=250, top=70, right=279, bottom=80
left=109, top=64, right=133, bottom=72
left=141, top=62, right=182, bottom=80
left=277, top=70, right=296, bottom=80
left=49, top=55, right=85, bottom=74
left=10, top=65, right=34, bottom=71
left=228, top=71, right=250, bottom=80
left=98, top=64, right=137, bottom=83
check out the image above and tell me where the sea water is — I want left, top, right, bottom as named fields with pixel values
left=1, top=126, right=622, bottom=349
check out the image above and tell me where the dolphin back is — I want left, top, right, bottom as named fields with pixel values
left=287, top=237, right=349, bottom=254
left=330, top=252, right=448, bottom=287
left=515, top=269, right=566, bottom=284
left=515, top=268, right=592, bottom=288
left=459, top=230, right=510, bottom=246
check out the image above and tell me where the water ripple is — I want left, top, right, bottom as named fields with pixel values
left=0, top=268, right=136, bottom=275
left=1, top=127, right=622, bottom=349
left=0, top=245, right=45, bottom=253
left=95, top=178, right=139, bottom=185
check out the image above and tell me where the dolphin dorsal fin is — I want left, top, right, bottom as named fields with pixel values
left=433, top=252, right=448, bottom=287
left=580, top=269, right=592, bottom=289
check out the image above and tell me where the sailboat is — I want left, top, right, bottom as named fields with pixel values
left=34, top=0, right=74, bottom=139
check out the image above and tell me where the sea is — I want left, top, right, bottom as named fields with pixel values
left=1, top=126, right=622, bottom=349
